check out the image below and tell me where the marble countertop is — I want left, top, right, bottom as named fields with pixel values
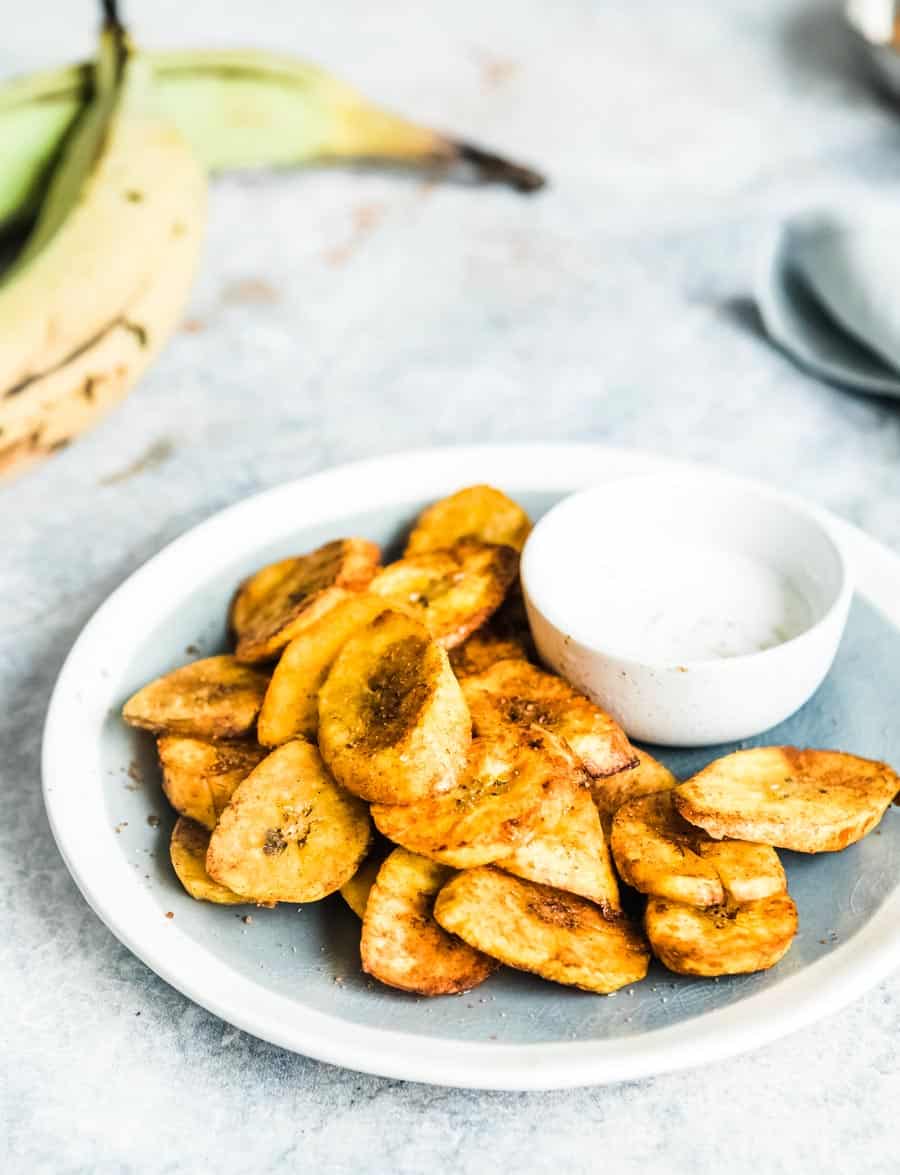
left=4, top=1, right=900, bottom=1171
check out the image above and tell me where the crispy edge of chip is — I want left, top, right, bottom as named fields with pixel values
left=122, top=656, right=269, bottom=739
left=205, top=739, right=372, bottom=903
left=590, top=748, right=678, bottom=832
left=498, top=787, right=621, bottom=911
left=369, top=540, right=519, bottom=650
left=405, top=484, right=532, bottom=555
left=232, top=538, right=381, bottom=663
left=674, top=746, right=900, bottom=853
left=644, top=893, right=798, bottom=977
left=370, top=726, right=582, bottom=868
left=360, top=848, right=498, bottom=995
left=170, top=817, right=247, bottom=905
left=434, top=866, right=650, bottom=994
left=157, top=736, right=267, bottom=829
left=610, top=791, right=725, bottom=907
left=317, top=610, right=471, bottom=805
left=257, top=593, right=388, bottom=746
left=463, top=658, right=637, bottom=778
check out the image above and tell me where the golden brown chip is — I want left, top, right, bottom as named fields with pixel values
left=170, top=817, right=246, bottom=905
left=590, top=748, right=678, bottom=832
left=449, top=590, right=536, bottom=678
left=257, top=593, right=389, bottom=746
left=157, top=737, right=267, bottom=829
left=462, top=659, right=636, bottom=778
left=361, top=848, right=498, bottom=995
left=434, top=867, right=650, bottom=994
left=368, top=540, right=518, bottom=649
left=339, top=854, right=385, bottom=919
left=317, top=610, right=471, bottom=805
left=122, top=656, right=269, bottom=740
left=231, top=538, right=380, bottom=663
left=674, top=746, right=900, bottom=853
left=206, top=739, right=371, bottom=903
left=696, top=840, right=788, bottom=904
left=645, top=894, right=798, bottom=976
left=611, top=790, right=786, bottom=908
left=404, top=484, right=532, bottom=555
left=497, top=787, right=621, bottom=911
left=371, top=728, right=582, bottom=868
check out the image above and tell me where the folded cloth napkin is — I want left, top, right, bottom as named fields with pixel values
left=757, top=212, right=900, bottom=397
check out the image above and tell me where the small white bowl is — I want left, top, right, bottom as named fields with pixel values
left=520, top=470, right=853, bottom=747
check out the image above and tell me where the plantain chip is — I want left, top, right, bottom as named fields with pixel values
left=340, top=854, right=385, bottom=919
left=674, top=746, right=900, bottom=853
left=371, top=727, right=582, bottom=868
left=497, top=787, right=621, bottom=911
left=170, top=817, right=246, bottom=905
left=611, top=790, right=786, bottom=907
left=317, top=610, right=471, bottom=804
left=449, top=590, right=536, bottom=678
left=645, top=893, right=798, bottom=977
left=590, top=748, right=678, bottom=832
left=368, top=539, right=518, bottom=649
left=404, top=484, right=532, bottom=556
left=697, top=840, right=788, bottom=904
left=360, top=848, right=498, bottom=995
left=206, top=739, right=371, bottom=903
left=122, top=655, right=269, bottom=740
left=434, top=867, right=650, bottom=994
left=231, top=538, right=380, bottom=663
left=257, top=593, right=389, bottom=746
left=157, top=736, right=267, bottom=829
left=462, top=658, right=636, bottom=778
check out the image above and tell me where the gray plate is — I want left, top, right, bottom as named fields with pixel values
left=102, top=488, right=900, bottom=1047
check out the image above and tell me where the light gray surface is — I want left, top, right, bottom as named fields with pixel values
left=3, top=1, right=900, bottom=1172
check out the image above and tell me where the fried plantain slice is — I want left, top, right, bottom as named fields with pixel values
left=157, top=737, right=267, bottom=829
left=404, top=484, right=532, bottom=556
left=674, top=746, right=900, bottom=853
left=645, top=893, right=798, bottom=977
left=590, top=748, right=678, bottom=832
left=434, top=867, right=650, bottom=993
left=361, top=848, right=498, bottom=995
left=697, top=840, right=788, bottom=904
left=231, top=538, right=381, bottom=663
left=257, top=593, right=389, bottom=746
left=340, top=854, right=385, bottom=919
left=371, top=728, right=582, bottom=868
left=497, top=787, right=621, bottom=911
left=462, top=659, right=637, bottom=778
left=317, top=610, right=470, bottom=804
left=449, top=590, right=536, bottom=678
left=123, top=656, right=269, bottom=740
left=170, top=817, right=246, bottom=905
left=611, top=790, right=787, bottom=907
left=206, top=739, right=371, bottom=903
left=368, top=540, right=518, bottom=650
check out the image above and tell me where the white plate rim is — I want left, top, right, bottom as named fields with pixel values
left=42, top=442, right=900, bottom=1090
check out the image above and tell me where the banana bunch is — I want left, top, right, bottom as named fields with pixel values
left=0, top=4, right=542, bottom=480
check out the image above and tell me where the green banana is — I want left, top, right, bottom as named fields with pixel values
left=0, top=11, right=207, bottom=474
left=0, top=48, right=543, bottom=236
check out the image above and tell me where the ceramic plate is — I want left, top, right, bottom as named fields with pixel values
left=43, top=445, right=900, bottom=1090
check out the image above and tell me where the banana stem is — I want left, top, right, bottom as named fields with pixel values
left=453, top=142, right=544, bottom=193
left=100, top=0, right=123, bottom=33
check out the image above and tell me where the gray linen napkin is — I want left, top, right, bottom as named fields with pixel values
left=757, top=213, right=900, bottom=397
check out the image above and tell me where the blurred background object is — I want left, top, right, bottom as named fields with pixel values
left=846, top=0, right=900, bottom=97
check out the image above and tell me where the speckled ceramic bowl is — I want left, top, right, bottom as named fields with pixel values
left=521, top=471, right=853, bottom=746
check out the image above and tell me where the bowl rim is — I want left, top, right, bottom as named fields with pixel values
left=520, top=468, right=854, bottom=672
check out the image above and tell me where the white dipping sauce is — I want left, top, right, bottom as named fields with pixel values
left=557, top=541, right=813, bottom=663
